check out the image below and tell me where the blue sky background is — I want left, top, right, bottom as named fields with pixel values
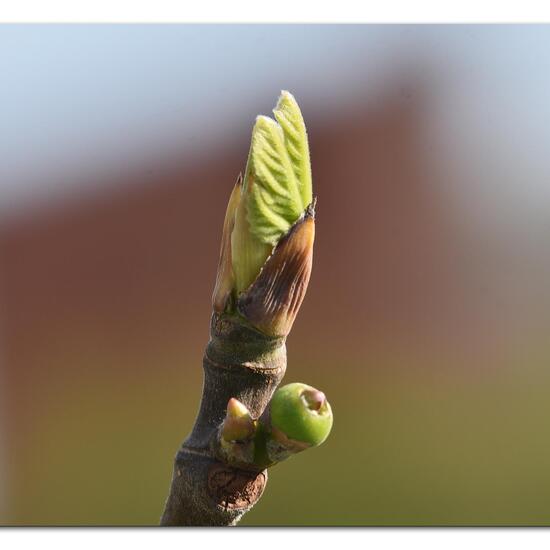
left=1, top=25, right=550, bottom=214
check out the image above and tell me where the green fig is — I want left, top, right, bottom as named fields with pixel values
left=269, top=382, right=333, bottom=447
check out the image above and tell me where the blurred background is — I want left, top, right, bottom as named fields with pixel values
left=1, top=24, right=550, bottom=525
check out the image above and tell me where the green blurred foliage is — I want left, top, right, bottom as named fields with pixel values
left=7, top=349, right=550, bottom=526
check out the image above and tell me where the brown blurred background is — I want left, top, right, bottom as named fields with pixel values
left=2, top=24, right=550, bottom=525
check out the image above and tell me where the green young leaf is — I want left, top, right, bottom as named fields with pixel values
left=273, top=90, right=312, bottom=207
left=246, top=92, right=312, bottom=246
left=231, top=91, right=313, bottom=294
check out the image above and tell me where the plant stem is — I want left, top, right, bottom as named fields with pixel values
left=160, top=313, right=286, bottom=526
left=160, top=92, right=323, bottom=526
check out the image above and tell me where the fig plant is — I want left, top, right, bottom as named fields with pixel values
left=161, top=91, right=333, bottom=526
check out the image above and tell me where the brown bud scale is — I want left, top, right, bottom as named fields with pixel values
left=238, top=205, right=315, bottom=337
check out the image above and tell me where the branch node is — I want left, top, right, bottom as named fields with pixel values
left=207, top=463, right=267, bottom=511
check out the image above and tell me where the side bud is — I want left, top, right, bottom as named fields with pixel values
left=221, top=398, right=256, bottom=442
left=218, top=398, right=257, bottom=467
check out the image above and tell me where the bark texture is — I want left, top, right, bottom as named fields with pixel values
left=160, top=314, right=287, bottom=526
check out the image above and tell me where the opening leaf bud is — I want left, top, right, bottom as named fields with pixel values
left=213, top=91, right=313, bottom=315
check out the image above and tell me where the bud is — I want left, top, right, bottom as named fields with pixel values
left=212, top=175, right=242, bottom=313
left=269, top=383, right=333, bottom=448
left=221, top=398, right=256, bottom=442
left=212, top=91, right=314, bottom=321
left=237, top=207, right=314, bottom=337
